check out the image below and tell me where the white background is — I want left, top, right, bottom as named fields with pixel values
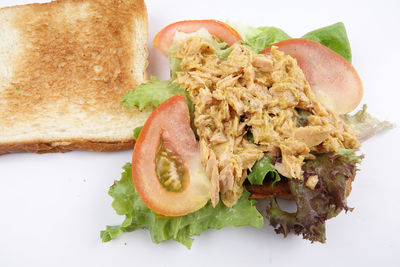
left=1, top=0, right=400, bottom=266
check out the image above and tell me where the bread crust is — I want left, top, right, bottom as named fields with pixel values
left=0, top=139, right=135, bottom=155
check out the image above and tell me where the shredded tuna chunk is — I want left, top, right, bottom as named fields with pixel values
left=175, top=37, right=360, bottom=207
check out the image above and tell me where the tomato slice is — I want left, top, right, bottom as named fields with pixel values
left=132, top=95, right=210, bottom=216
left=262, top=39, right=363, bottom=114
left=153, top=20, right=242, bottom=56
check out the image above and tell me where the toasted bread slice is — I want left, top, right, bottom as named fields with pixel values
left=0, top=0, right=151, bottom=154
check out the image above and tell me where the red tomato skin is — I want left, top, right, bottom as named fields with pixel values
left=132, top=95, right=210, bottom=216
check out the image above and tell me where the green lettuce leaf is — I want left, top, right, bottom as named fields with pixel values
left=248, top=156, right=281, bottom=186
left=121, top=77, right=194, bottom=125
left=247, top=132, right=255, bottom=143
left=245, top=26, right=291, bottom=53
left=341, top=105, right=395, bottom=142
left=267, top=149, right=362, bottom=243
left=228, top=21, right=291, bottom=53
left=169, top=56, right=183, bottom=80
left=132, top=126, right=143, bottom=140
left=302, top=22, right=352, bottom=62
left=121, top=77, right=189, bottom=110
left=216, top=46, right=234, bottom=61
left=101, top=163, right=263, bottom=249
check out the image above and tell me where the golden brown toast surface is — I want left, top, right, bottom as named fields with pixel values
left=0, top=0, right=151, bottom=154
